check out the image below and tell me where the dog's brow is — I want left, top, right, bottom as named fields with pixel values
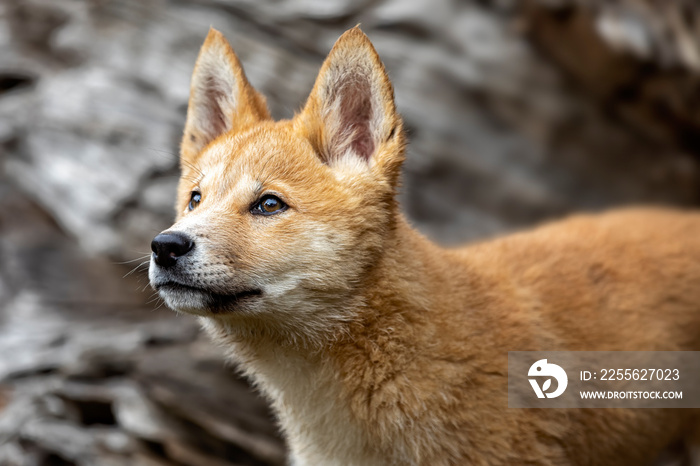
left=254, top=152, right=276, bottom=193
left=181, top=159, right=207, bottom=186
left=195, top=171, right=206, bottom=186
left=253, top=180, right=264, bottom=197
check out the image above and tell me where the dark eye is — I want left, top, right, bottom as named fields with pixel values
left=188, top=191, right=201, bottom=211
left=252, top=195, right=287, bottom=216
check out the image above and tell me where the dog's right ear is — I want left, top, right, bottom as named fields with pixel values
left=181, top=28, right=270, bottom=162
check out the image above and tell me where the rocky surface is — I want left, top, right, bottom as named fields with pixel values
left=2, top=0, right=700, bottom=464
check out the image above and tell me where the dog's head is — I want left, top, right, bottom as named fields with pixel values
left=149, top=27, right=405, bottom=333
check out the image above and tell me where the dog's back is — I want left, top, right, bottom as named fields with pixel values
left=462, top=207, right=700, bottom=353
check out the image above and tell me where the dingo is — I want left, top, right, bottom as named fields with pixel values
left=149, top=27, right=700, bottom=465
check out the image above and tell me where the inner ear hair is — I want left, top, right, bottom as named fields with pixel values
left=325, top=70, right=376, bottom=162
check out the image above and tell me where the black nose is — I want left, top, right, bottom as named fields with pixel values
left=151, top=232, right=194, bottom=268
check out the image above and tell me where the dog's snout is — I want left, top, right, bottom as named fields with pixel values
left=151, top=232, right=194, bottom=268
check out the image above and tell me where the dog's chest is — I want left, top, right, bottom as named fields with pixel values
left=228, top=341, right=388, bottom=466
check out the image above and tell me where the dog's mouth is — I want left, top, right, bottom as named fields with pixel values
left=154, top=281, right=262, bottom=314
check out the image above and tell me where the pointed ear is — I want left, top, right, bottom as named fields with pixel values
left=298, top=27, right=405, bottom=184
left=181, top=28, right=270, bottom=162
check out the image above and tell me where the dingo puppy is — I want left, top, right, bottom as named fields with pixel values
left=149, top=27, right=700, bottom=465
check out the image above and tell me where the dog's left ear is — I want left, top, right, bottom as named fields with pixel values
left=298, top=27, right=405, bottom=185
left=181, top=28, right=270, bottom=163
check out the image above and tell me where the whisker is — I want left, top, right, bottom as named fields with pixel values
left=145, top=147, right=179, bottom=162
left=147, top=295, right=162, bottom=305
left=181, top=159, right=206, bottom=180
left=181, top=175, right=199, bottom=184
left=146, top=146, right=207, bottom=189
left=115, top=255, right=151, bottom=265
left=123, top=260, right=151, bottom=278
left=147, top=292, right=167, bottom=310
left=144, top=148, right=204, bottom=183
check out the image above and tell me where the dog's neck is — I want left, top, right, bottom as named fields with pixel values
left=200, top=217, right=457, bottom=464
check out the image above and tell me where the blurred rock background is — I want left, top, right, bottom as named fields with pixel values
left=1, top=0, right=699, bottom=464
